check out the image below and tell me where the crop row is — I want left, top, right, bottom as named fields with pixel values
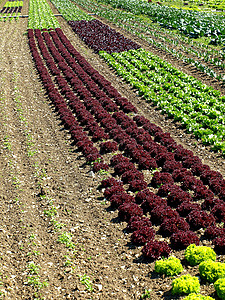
left=93, top=0, right=225, bottom=44
left=60, top=0, right=225, bottom=83
left=27, top=24, right=225, bottom=260
left=99, top=49, right=225, bottom=154
left=68, top=19, right=141, bottom=54
left=28, top=0, right=60, bottom=29
left=50, top=0, right=94, bottom=22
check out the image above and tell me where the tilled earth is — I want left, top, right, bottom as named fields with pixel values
left=0, top=3, right=225, bottom=300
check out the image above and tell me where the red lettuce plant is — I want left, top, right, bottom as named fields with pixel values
left=141, top=194, right=167, bottom=214
left=173, top=145, right=194, bottom=161
left=151, top=172, right=174, bottom=188
left=118, top=202, right=143, bottom=222
left=126, top=216, right=152, bottom=232
left=151, top=205, right=179, bottom=225
left=177, top=201, right=201, bottom=217
left=109, top=193, right=135, bottom=209
left=172, top=168, right=193, bottom=182
left=100, top=141, right=118, bottom=154
left=170, top=230, right=200, bottom=250
left=204, top=225, right=225, bottom=240
left=200, top=170, right=223, bottom=186
left=104, top=185, right=125, bottom=200
left=167, top=187, right=192, bottom=207
left=136, top=189, right=158, bottom=204
left=193, top=186, right=214, bottom=201
left=162, top=160, right=183, bottom=173
left=181, top=176, right=204, bottom=191
left=129, top=179, right=148, bottom=192
left=121, top=170, right=144, bottom=184
left=159, top=217, right=190, bottom=237
left=154, top=152, right=175, bottom=167
left=213, top=236, right=225, bottom=254
left=100, top=177, right=122, bottom=189
left=114, top=161, right=136, bottom=175
left=183, top=156, right=202, bottom=168
left=131, top=226, right=155, bottom=245
left=142, top=240, right=171, bottom=260
left=110, top=154, right=130, bottom=167
left=92, top=162, right=109, bottom=173
left=211, top=202, right=225, bottom=222
left=186, top=210, right=215, bottom=230
left=157, top=183, right=174, bottom=197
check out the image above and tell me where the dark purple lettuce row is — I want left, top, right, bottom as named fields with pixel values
left=68, top=19, right=141, bottom=54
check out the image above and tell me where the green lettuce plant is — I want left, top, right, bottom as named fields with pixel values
left=199, top=260, right=225, bottom=283
left=172, top=274, right=200, bottom=295
left=155, top=256, right=183, bottom=276
left=214, top=278, right=225, bottom=300
left=185, top=244, right=216, bottom=266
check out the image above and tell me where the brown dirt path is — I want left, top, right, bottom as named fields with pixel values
left=0, top=17, right=159, bottom=300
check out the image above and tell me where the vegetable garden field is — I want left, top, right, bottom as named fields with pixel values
left=0, top=0, right=225, bottom=299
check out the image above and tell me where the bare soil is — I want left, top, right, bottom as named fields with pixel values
left=0, top=4, right=224, bottom=300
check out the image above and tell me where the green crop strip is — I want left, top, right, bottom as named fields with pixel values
left=28, top=0, right=60, bottom=29
left=50, top=0, right=94, bottom=21
left=100, top=48, right=225, bottom=154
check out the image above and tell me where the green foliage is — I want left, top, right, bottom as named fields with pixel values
left=199, top=260, right=225, bottom=283
left=50, top=0, right=94, bottom=21
left=155, top=256, right=183, bottom=276
left=183, top=293, right=215, bottom=300
left=214, top=278, right=225, bottom=300
left=28, top=0, right=60, bottom=29
left=185, top=244, right=216, bottom=266
left=100, top=48, right=225, bottom=153
left=78, top=274, right=93, bottom=292
left=172, top=274, right=200, bottom=295
left=94, top=0, right=225, bottom=44
left=141, top=289, right=152, bottom=299
left=57, top=232, right=75, bottom=249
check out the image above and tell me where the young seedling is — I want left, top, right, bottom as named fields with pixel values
left=27, top=262, right=40, bottom=275
left=51, top=219, right=66, bottom=230
left=78, top=274, right=93, bottom=292
left=58, top=232, right=75, bottom=249
left=141, top=289, right=152, bottom=299
left=44, top=206, right=58, bottom=218
left=27, top=275, right=48, bottom=289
